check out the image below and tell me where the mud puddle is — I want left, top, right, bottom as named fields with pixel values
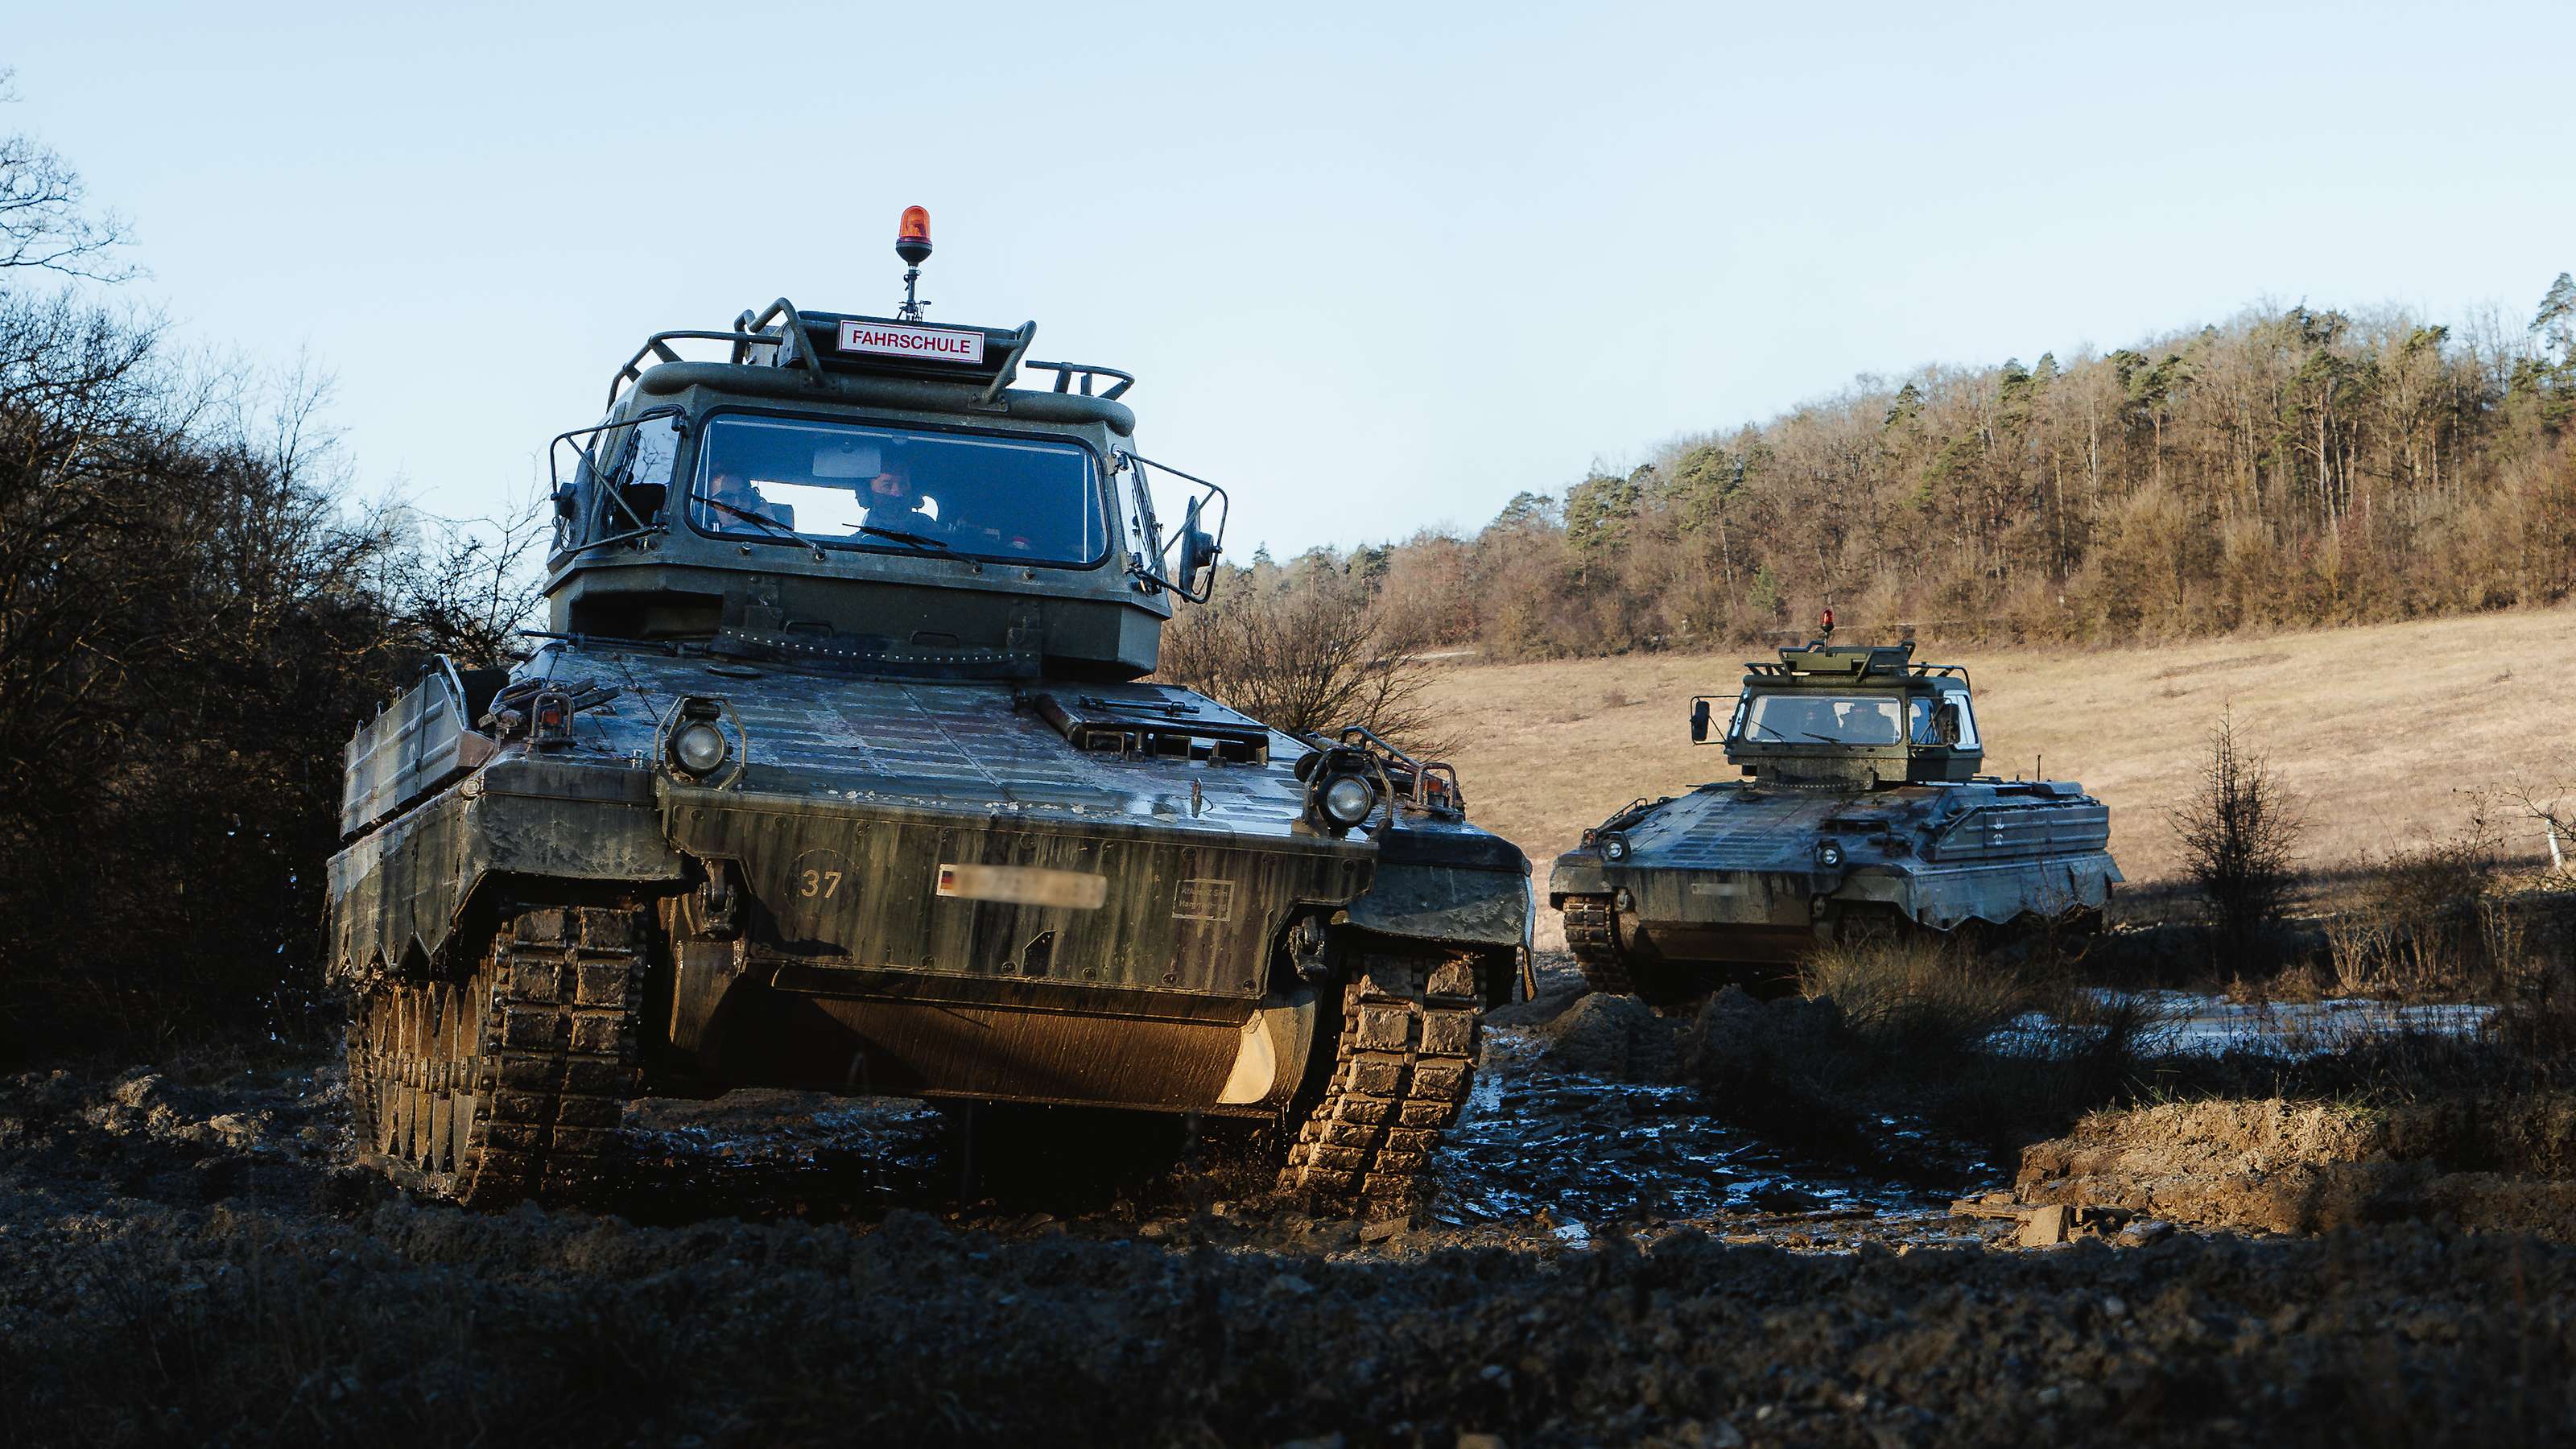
left=1431, top=1028, right=1982, bottom=1242
left=617, top=1092, right=953, bottom=1224
left=1996, top=989, right=2500, bottom=1059
left=605, top=1025, right=2000, bottom=1250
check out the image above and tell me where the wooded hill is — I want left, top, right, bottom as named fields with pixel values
left=1245, top=286, right=2576, bottom=659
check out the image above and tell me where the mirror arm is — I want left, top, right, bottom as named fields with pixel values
left=1131, top=559, right=1216, bottom=605
left=548, top=406, right=687, bottom=552
left=1117, top=448, right=1232, bottom=605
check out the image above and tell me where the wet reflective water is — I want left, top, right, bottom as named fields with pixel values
left=1992, top=989, right=2501, bottom=1060
left=617, top=1093, right=954, bottom=1224
left=604, top=1026, right=2001, bottom=1239
left=1430, top=1030, right=1984, bottom=1237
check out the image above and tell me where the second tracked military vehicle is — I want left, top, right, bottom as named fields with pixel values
left=1550, top=621, right=2119, bottom=1003
left=325, top=208, right=1530, bottom=1216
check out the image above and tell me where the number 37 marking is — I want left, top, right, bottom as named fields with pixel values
left=786, top=848, right=853, bottom=911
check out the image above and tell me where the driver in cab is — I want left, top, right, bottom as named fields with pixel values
left=859, top=462, right=1038, bottom=553
left=860, top=464, right=946, bottom=539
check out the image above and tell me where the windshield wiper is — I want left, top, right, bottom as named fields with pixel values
left=848, top=522, right=951, bottom=552
left=693, top=493, right=824, bottom=559
left=1745, top=721, right=1841, bottom=745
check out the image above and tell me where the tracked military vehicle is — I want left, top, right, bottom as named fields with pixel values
left=1550, top=623, right=2118, bottom=1003
left=326, top=209, right=1530, bottom=1214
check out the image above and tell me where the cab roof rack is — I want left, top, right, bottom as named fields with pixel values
left=1749, top=642, right=1916, bottom=679
left=1743, top=640, right=1971, bottom=691
left=1022, top=360, right=1135, bottom=400
left=604, top=296, right=1046, bottom=409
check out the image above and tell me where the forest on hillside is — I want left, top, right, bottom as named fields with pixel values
left=1177, top=287, right=2576, bottom=669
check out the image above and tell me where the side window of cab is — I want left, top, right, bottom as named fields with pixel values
left=586, top=414, right=683, bottom=539
left=1908, top=691, right=1979, bottom=748
left=552, top=411, right=687, bottom=560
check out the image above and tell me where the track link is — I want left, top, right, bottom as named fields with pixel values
left=1277, top=951, right=1481, bottom=1217
left=347, top=905, right=645, bottom=1208
left=1563, top=895, right=1635, bottom=997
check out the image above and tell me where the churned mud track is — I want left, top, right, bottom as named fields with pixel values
left=6, top=984, right=2574, bottom=1444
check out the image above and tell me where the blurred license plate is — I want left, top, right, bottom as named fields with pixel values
left=936, top=863, right=1108, bottom=910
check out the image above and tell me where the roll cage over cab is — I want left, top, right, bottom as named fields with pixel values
left=1689, top=639, right=1983, bottom=790
left=547, top=292, right=1222, bottom=679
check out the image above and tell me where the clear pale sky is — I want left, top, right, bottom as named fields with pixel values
left=10, top=2, right=2573, bottom=555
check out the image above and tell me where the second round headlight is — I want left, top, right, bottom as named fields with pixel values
left=671, top=720, right=730, bottom=775
left=1319, top=774, right=1377, bottom=827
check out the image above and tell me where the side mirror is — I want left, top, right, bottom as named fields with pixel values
left=1120, top=448, right=1231, bottom=603
left=1176, top=495, right=1220, bottom=594
left=1690, top=700, right=1711, bottom=743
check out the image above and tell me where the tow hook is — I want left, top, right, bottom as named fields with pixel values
left=698, top=861, right=744, bottom=939
left=1289, top=916, right=1331, bottom=983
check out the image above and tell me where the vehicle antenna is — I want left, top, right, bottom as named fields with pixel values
left=895, top=205, right=934, bottom=321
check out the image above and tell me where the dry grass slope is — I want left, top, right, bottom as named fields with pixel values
left=1424, top=605, right=2576, bottom=912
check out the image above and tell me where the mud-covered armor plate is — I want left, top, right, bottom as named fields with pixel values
left=1550, top=632, right=2116, bottom=1003
left=328, top=212, right=1530, bottom=1216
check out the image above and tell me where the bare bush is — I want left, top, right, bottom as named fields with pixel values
left=1798, top=937, right=2037, bottom=1061
left=1157, top=554, right=1447, bottom=753
left=2326, top=818, right=2520, bottom=997
left=2169, top=710, right=2302, bottom=968
left=2504, top=776, right=2575, bottom=875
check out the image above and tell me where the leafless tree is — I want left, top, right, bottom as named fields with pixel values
left=1158, top=554, right=1448, bottom=754
left=2501, top=776, right=2574, bottom=872
left=1263, top=280, right=2576, bottom=661
left=378, top=489, right=551, bottom=667
left=0, top=72, right=137, bottom=281
left=0, top=120, right=539, bottom=1057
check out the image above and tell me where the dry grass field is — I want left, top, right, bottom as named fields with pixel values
left=1426, top=604, right=2576, bottom=925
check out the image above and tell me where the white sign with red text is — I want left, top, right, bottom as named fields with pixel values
left=836, top=320, right=985, bottom=365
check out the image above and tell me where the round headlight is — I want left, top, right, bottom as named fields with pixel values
left=671, top=720, right=730, bottom=775
left=1601, top=835, right=1629, bottom=862
left=1319, top=774, right=1377, bottom=827
left=1816, top=840, right=1843, bottom=869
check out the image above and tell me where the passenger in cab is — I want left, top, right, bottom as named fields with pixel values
left=704, top=468, right=792, bottom=527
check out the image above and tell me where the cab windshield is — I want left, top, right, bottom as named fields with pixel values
left=688, top=415, right=1107, bottom=566
left=1736, top=692, right=1905, bottom=745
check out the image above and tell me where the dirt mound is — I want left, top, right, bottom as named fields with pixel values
left=2017, top=1096, right=2576, bottom=1237
left=1680, top=985, right=1842, bottom=1083
left=1526, top=982, right=1847, bottom=1090
left=1536, top=992, right=1674, bottom=1078
left=1483, top=951, right=1587, bottom=1030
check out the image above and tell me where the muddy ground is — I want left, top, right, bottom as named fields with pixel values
left=4, top=957, right=2573, bottom=1447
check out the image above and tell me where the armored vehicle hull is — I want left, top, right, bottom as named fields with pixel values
left=326, top=260, right=1527, bottom=1215
left=1548, top=636, right=2118, bottom=1003
left=1550, top=778, right=2118, bottom=1002
left=332, top=651, right=1525, bottom=1209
